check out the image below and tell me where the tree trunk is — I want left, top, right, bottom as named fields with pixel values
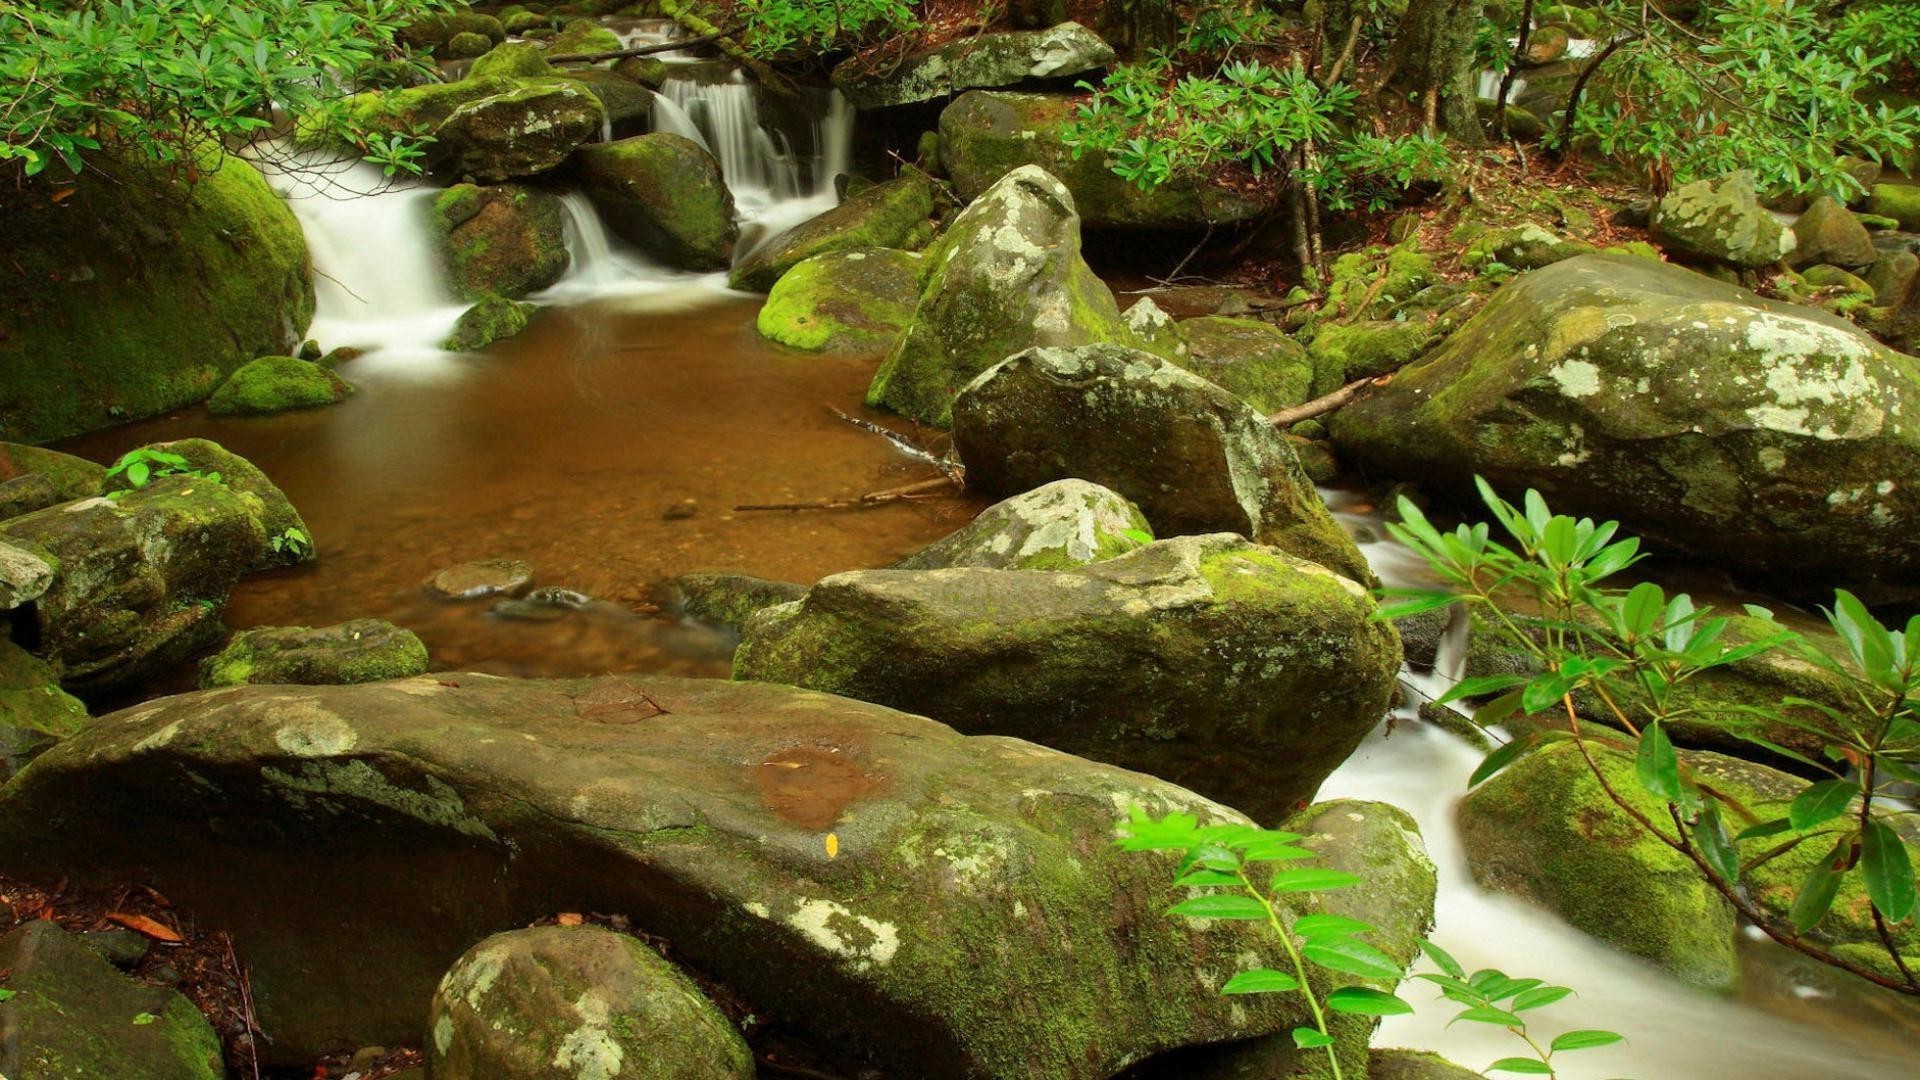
left=1388, top=0, right=1486, bottom=143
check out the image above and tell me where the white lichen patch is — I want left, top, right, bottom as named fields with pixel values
left=552, top=994, right=624, bottom=1080
left=261, top=760, right=498, bottom=840
left=132, top=719, right=185, bottom=753
left=271, top=700, right=359, bottom=757
left=1547, top=359, right=1603, bottom=398
left=784, top=898, right=901, bottom=970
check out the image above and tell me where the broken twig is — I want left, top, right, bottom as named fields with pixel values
left=828, top=406, right=965, bottom=485
left=736, top=476, right=957, bottom=513
left=1269, top=375, right=1391, bottom=427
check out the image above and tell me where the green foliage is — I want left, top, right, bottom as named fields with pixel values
left=737, top=0, right=918, bottom=58
left=1835, top=0, right=1920, bottom=73
left=270, top=526, right=313, bottom=558
left=105, top=449, right=221, bottom=498
left=1412, top=940, right=1622, bottom=1077
left=1567, top=0, right=1920, bottom=198
left=0, top=0, right=450, bottom=182
left=1382, top=478, right=1920, bottom=989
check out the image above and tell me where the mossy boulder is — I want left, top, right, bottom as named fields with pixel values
left=755, top=249, right=921, bottom=353
left=428, top=924, right=752, bottom=1079
left=952, top=343, right=1371, bottom=583
left=1325, top=245, right=1437, bottom=321
left=547, top=17, right=623, bottom=56
left=434, top=81, right=605, bottom=182
left=400, top=12, right=507, bottom=57
left=467, top=41, right=555, bottom=80
left=1649, top=171, right=1795, bottom=267
left=428, top=182, right=570, bottom=301
left=555, top=67, right=655, bottom=126
left=208, top=356, right=354, bottom=416
left=1867, top=248, right=1919, bottom=306
left=578, top=134, right=737, bottom=271
left=1307, top=320, right=1434, bottom=397
left=0, top=475, right=264, bottom=694
left=103, top=438, right=314, bottom=570
left=447, top=30, right=492, bottom=58
left=613, top=55, right=669, bottom=88
left=0, top=155, right=313, bottom=445
left=0, top=443, right=105, bottom=502
left=0, top=539, right=53, bottom=612
left=0, top=638, right=87, bottom=781
left=664, top=573, right=807, bottom=636
left=323, top=77, right=518, bottom=146
left=1460, top=222, right=1595, bottom=271
left=0, top=921, right=224, bottom=1080
left=728, top=170, right=936, bottom=292
left=832, top=22, right=1114, bottom=109
left=1865, top=183, right=1920, bottom=231
left=1371, top=1049, right=1487, bottom=1079
left=1170, top=317, right=1313, bottom=414
left=866, top=166, right=1128, bottom=427
left=1791, top=196, right=1877, bottom=270
left=893, top=479, right=1151, bottom=570
left=0, top=674, right=1345, bottom=1073
left=443, top=295, right=538, bottom=351
left=939, top=91, right=1280, bottom=228
left=199, top=619, right=429, bottom=688
left=1331, top=254, right=1920, bottom=601
left=735, top=534, right=1401, bottom=820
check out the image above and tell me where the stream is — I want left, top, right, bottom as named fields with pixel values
left=56, top=29, right=1920, bottom=1078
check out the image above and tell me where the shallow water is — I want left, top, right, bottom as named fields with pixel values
left=62, top=295, right=975, bottom=682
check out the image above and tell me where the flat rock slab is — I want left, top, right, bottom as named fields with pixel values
left=428, top=559, right=533, bottom=599
left=0, top=675, right=1310, bottom=1076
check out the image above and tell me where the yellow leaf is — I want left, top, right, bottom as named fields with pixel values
left=825, top=833, right=839, bottom=859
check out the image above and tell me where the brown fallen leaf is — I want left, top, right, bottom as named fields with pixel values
left=555, top=912, right=584, bottom=927
left=105, top=912, right=182, bottom=944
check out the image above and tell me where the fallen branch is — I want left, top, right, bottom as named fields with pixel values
left=542, top=28, right=735, bottom=64
left=736, top=475, right=958, bottom=513
left=658, top=0, right=799, bottom=96
left=1269, top=375, right=1391, bottom=427
left=829, top=406, right=964, bottom=485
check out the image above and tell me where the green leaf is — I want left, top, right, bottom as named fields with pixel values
left=1434, top=673, right=1530, bottom=706
left=1291, top=1026, right=1334, bottom=1049
left=1173, top=869, right=1242, bottom=887
left=1484, top=1058, right=1554, bottom=1075
left=1693, top=801, right=1741, bottom=885
left=1326, top=986, right=1414, bottom=1015
left=1452, top=1005, right=1524, bottom=1027
left=1222, top=968, right=1300, bottom=994
left=1788, top=779, right=1856, bottom=830
left=1269, top=867, right=1362, bottom=893
left=1469, top=732, right=1539, bottom=788
left=1635, top=719, right=1685, bottom=803
left=1735, top=817, right=1794, bottom=843
left=1549, top=1029, right=1624, bottom=1051
left=1375, top=592, right=1460, bottom=621
left=1861, top=818, right=1918, bottom=922
left=0, top=988, right=13, bottom=1003
left=1788, top=837, right=1851, bottom=933
left=1168, top=895, right=1269, bottom=921
left=1302, top=937, right=1403, bottom=979
left=1416, top=938, right=1465, bottom=979
left=127, top=460, right=150, bottom=487
left=1291, top=914, right=1374, bottom=941
left=1510, top=985, right=1573, bottom=1011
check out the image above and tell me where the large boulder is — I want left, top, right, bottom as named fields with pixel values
left=0, top=443, right=105, bottom=504
left=433, top=81, right=605, bottom=182
left=832, top=23, right=1114, bottom=109
left=1790, top=196, right=1877, bottom=270
left=940, top=92, right=1280, bottom=228
left=1866, top=183, right=1920, bottom=230
left=664, top=573, right=808, bottom=636
left=199, top=619, right=429, bottom=688
left=0, top=155, right=313, bottom=445
left=1649, top=171, right=1794, bottom=267
left=427, top=925, right=753, bottom=1080
left=0, top=920, right=225, bottom=1079
left=0, top=674, right=1365, bottom=1075
left=865, top=166, right=1128, bottom=427
left=207, top=355, right=353, bottom=415
left=1332, top=254, right=1920, bottom=600
left=0, top=638, right=87, bottom=781
left=103, top=438, right=313, bottom=570
left=891, top=478, right=1150, bottom=570
left=578, top=134, right=738, bottom=271
left=953, top=343, right=1370, bottom=583
left=400, top=12, right=506, bottom=57
left=428, top=182, right=570, bottom=300
left=735, top=534, right=1401, bottom=820
left=728, top=170, right=936, bottom=292
left=1172, top=316, right=1313, bottom=413
left=0, top=476, right=265, bottom=693
left=755, top=249, right=922, bottom=353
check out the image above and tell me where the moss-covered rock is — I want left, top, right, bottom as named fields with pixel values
left=755, top=249, right=921, bottom=353
left=447, top=30, right=492, bottom=58
left=467, top=41, right=556, bottom=80
left=1170, top=317, right=1313, bottom=414
left=1307, top=320, right=1435, bottom=397
left=103, top=438, right=314, bottom=570
left=1791, top=196, right=1877, bottom=270
left=1650, top=171, right=1795, bottom=267
left=0, top=674, right=1335, bottom=1073
left=1866, top=183, right=1920, bottom=231
left=663, top=573, right=807, bottom=636
left=547, top=17, right=623, bottom=56
left=0, top=921, right=224, bottom=1080
left=893, top=479, right=1151, bottom=570
left=577, top=134, right=737, bottom=271
left=939, top=91, right=1280, bottom=228
left=736, top=534, right=1400, bottom=820
left=428, top=182, right=570, bottom=301
left=1370, top=1049, right=1488, bottom=1079
left=0, top=475, right=263, bottom=694
left=612, top=55, right=669, bottom=88
left=207, top=356, right=354, bottom=416
left=866, top=166, right=1128, bottom=427
left=832, top=22, right=1114, bottom=109
left=0, top=473, right=66, bottom=521
left=953, top=343, right=1371, bottom=583
left=199, top=619, right=429, bottom=688
left=443, top=295, right=539, bottom=351
left=0, top=539, right=53, bottom=612
left=729, top=170, right=936, bottom=292
left=0, top=155, right=313, bottom=445
left=400, top=11, right=506, bottom=57
left=435, top=81, right=604, bottom=182
left=0, top=638, right=87, bottom=781
left=555, top=67, right=654, bottom=126
left=1325, top=245, right=1437, bottom=322
left=428, top=925, right=752, bottom=1079
left=0, top=443, right=105, bottom=502
left=1331, top=253, right=1920, bottom=601
left=1460, top=222, right=1595, bottom=271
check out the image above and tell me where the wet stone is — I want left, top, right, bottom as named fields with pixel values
left=428, top=559, right=534, bottom=599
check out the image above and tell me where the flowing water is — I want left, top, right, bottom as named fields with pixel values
left=59, top=35, right=1920, bottom=1075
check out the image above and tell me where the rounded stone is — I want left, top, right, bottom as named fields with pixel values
left=428, top=559, right=534, bottom=599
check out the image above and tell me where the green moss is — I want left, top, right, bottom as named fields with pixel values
left=577, top=134, right=736, bottom=271
left=756, top=249, right=920, bottom=353
left=443, top=296, right=537, bottom=351
left=729, top=170, right=936, bottom=292
left=428, top=183, right=569, bottom=300
left=1170, top=316, right=1313, bottom=413
left=468, top=42, right=556, bottom=80
left=1307, top=320, right=1434, bottom=396
left=0, top=153, right=313, bottom=444
left=206, top=357, right=353, bottom=416
left=1866, top=183, right=1920, bottom=230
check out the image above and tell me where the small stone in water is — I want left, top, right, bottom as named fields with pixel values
left=428, top=559, right=534, bottom=599
left=662, top=499, right=698, bottom=521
